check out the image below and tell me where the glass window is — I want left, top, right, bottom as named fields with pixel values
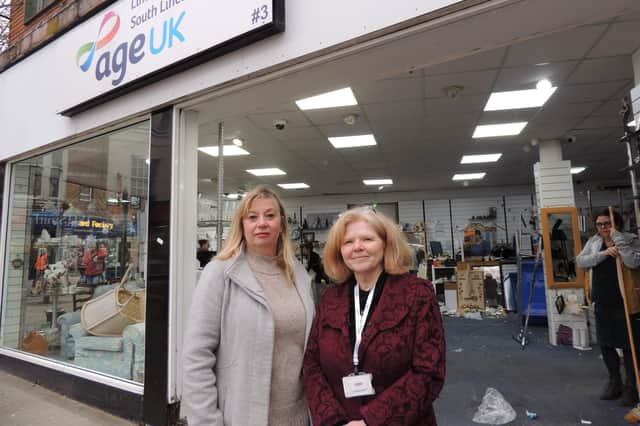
left=24, top=0, right=55, bottom=23
left=1, top=121, right=150, bottom=384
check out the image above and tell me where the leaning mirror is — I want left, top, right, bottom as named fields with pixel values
left=540, top=207, right=584, bottom=289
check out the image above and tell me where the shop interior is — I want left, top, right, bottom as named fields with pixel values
left=190, top=13, right=640, bottom=424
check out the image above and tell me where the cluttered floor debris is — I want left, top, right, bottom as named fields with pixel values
left=436, top=314, right=631, bottom=426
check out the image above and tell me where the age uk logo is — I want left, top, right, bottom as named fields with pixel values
left=76, top=10, right=186, bottom=87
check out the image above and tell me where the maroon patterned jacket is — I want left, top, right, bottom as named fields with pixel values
left=303, top=273, right=446, bottom=426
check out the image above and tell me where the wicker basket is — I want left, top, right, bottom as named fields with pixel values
left=81, top=266, right=146, bottom=336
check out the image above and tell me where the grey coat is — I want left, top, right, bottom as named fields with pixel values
left=181, top=249, right=315, bottom=426
left=576, top=232, right=640, bottom=270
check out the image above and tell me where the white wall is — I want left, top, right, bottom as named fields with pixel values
left=282, top=189, right=537, bottom=257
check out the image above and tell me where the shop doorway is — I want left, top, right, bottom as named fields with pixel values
left=172, top=9, right=639, bottom=424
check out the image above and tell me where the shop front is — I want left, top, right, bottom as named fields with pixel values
left=1, top=0, right=639, bottom=424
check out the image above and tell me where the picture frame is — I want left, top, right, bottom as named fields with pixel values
left=540, top=207, right=584, bottom=289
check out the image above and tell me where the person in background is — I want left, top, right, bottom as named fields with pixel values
left=302, top=242, right=329, bottom=304
left=182, top=185, right=315, bottom=426
left=483, top=272, right=498, bottom=308
left=576, top=209, right=640, bottom=406
left=303, top=207, right=446, bottom=426
left=83, top=241, right=108, bottom=285
left=196, top=239, right=214, bottom=268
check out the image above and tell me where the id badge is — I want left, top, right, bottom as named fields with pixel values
left=342, top=373, right=375, bottom=398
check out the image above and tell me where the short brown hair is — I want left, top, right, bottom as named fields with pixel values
left=323, top=207, right=413, bottom=283
left=594, top=208, right=623, bottom=230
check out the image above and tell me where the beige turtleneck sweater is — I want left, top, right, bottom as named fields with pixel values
left=246, top=251, right=309, bottom=426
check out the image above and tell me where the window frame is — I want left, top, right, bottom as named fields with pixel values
left=24, top=0, right=56, bottom=24
left=0, top=116, right=151, bottom=393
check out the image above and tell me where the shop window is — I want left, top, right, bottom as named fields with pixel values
left=78, top=185, right=92, bottom=202
left=1, top=121, right=150, bottom=385
left=24, top=0, right=56, bottom=23
left=130, top=156, right=149, bottom=200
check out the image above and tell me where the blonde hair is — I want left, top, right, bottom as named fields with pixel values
left=216, top=185, right=296, bottom=284
left=323, top=207, right=413, bottom=283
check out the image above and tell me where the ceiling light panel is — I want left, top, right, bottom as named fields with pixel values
left=363, top=179, right=393, bottom=185
left=472, top=122, right=527, bottom=138
left=571, top=167, right=586, bottom=174
left=484, top=87, right=556, bottom=111
left=278, top=183, right=310, bottom=189
left=328, top=134, right=377, bottom=148
left=460, top=154, right=502, bottom=164
left=296, top=87, right=358, bottom=110
left=198, top=145, right=250, bottom=157
left=452, top=173, right=486, bottom=181
left=246, top=168, right=286, bottom=176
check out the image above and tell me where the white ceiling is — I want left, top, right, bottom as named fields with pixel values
left=194, top=5, right=640, bottom=198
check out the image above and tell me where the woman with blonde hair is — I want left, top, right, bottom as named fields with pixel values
left=182, top=185, right=315, bottom=426
left=303, top=207, right=446, bottom=426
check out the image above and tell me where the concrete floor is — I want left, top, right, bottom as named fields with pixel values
left=436, top=314, right=632, bottom=425
left=0, top=370, right=135, bottom=426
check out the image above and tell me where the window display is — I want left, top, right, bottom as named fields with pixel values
left=1, top=121, right=150, bottom=384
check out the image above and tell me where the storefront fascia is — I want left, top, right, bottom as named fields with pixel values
left=0, top=0, right=637, bottom=423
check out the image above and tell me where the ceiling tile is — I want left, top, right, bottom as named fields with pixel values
left=504, top=25, right=607, bottom=66
left=268, top=125, right=324, bottom=142
left=424, top=69, right=498, bottom=97
left=588, top=22, right=640, bottom=57
left=534, top=101, right=601, bottom=121
left=247, top=110, right=311, bottom=129
left=423, top=48, right=506, bottom=75
left=552, top=81, right=629, bottom=103
left=567, top=56, right=633, bottom=84
left=479, top=109, right=538, bottom=124
left=280, top=138, right=332, bottom=152
left=494, top=61, right=578, bottom=91
left=316, top=122, right=374, bottom=138
left=591, top=99, right=625, bottom=117
left=424, top=95, right=488, bottom=115
left=354, top=78, right=423, bottom=104
left=574, top=115, right=625, bottom=130
left=424, top=112, right=480, bottom=130
left=301, top=105, right=366, bottom=126
left=362, top=100, right=424, bottom=128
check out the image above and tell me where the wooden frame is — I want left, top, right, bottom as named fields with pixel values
left=540, top=207, right=584, bottom=289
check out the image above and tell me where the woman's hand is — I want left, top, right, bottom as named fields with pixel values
left=606, top=246, right=619, bottom=258
left=344, top=421, right=366, bottom=426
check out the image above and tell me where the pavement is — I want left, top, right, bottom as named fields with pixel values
left=0, top=370, right=135, bottom=426
left=0, top=314, right=635, bottom=425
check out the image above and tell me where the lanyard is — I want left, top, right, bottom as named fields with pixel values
left=353, top=283, right=375, bottom=372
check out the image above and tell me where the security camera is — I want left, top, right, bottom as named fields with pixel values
left=566, top=135, right=577, bottom=144
left=443, top=85, right=464, bottom=100
left=273, top=119, right=288, bottom=130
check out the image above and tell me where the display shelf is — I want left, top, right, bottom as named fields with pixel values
left=430, top=264, right=456, bottom=282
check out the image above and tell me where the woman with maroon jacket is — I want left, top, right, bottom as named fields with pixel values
left=303, top=207, right=446, bottom=426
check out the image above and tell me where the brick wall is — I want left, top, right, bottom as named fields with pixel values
left=0, top=0, right=114, bottom=71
